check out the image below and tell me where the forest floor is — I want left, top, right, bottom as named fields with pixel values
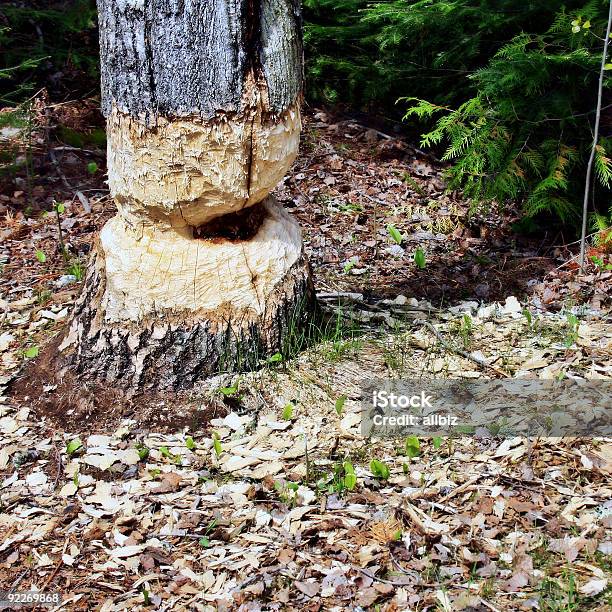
left=0, top=100, right=611, bottom=610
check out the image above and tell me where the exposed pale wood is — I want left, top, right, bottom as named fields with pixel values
left=60, top=194, right=316, bottom=391
left=107, top=104, right=301, bottom=227
left=63, top=197, right=303, bottom=324
left=60, top=225, right=315, bottom=390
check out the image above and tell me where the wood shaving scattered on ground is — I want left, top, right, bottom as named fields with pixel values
left=0, top=102, right=610, bottom=610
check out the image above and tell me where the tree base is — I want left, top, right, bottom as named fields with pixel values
left=59, top=198, right=317, bottom=390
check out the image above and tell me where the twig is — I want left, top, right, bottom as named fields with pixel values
left=48, top=148, right=72, bottom=191
left=54, top=204, right=68, bottom=262
left=75, top=191, right=92, bottom=214
left=355, top=566, right=413, bottom=587
left=52, top=145, right=105, bottom=158
left=359, top=126, right=393, bottom=140
left=480, top=601, right=502, bottom=612
left=551, top=231, right=599, bottom=249
left=317, top=291, right=365, bottom=301
left=53, top=446, right=63, bottom=489
left=40, top=538, right=69, bottom=590
left=579, top=0, right=612, bottom=270
left=317, top=292, right=438, bottom=314
left=151, top=530, right=213, bottom=539
left=439, top=474, right=486, bottom=503
left=399, top=501, right=440, bottom=537
left=415, top=319, right=510, bottom=377
left=9, top=569, right=28, bottom=591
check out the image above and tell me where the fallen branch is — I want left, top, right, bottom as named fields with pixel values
left=52, top=145, right=106, bottom=158
left=355, top=566, right=414, bottom=587
left=439, top=473, right=486, bottom=504
left=75, top=191, right=92, bottom=214
left=48, top=148, right=71, bottom=191
left=414, top=318, right=510, bottom=378
left=317, top=291, right=438, bottom=314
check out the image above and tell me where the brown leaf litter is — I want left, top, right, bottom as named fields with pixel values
left=0, top=100, right=611, bottom=610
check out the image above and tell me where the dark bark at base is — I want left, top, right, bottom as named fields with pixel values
left=60, top=248, right=318, bottom=391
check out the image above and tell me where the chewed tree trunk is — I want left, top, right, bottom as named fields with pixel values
left=59, top=0, right=316, bottom=390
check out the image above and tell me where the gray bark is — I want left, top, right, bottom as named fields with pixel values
left=97, top=0, right=303, bottom=119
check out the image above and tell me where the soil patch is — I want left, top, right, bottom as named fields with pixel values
left=10, top=335, right=227, bottom=435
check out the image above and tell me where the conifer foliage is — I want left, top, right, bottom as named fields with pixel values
left=305, top=0, right=611, bottom=224
left=403, top=2, right=612, bottom=223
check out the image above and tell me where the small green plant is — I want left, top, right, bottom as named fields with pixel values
left=185, top=436, right=196, bottom=451
left=23, top=345, right=39, bottom=359
left=140, top=588, right=151, bottom=606
left=135, top=443, right=149, bottom=461
left=343, top=460, right=357, bottom=490
left=335, top=395, right=347, bottom=416
left=387, top=223, right=403, bottom=245
left=564, top=313, right=580, bottom=348
left=370, top=459, right=390, bottom=480
left=590, top=255, right=612, bottom=270
left=318, top=460, right=358, bottom=494
left=35, top=249, right=46, bottom=263
left=158, top=445, right=181, bottom=465
left=413, top=248, right=426, bottom=269
left=401, top=173, right=426, bottom=196
left=343, top=259, right=356, bottom=274
left=458, top=314, right=473, bottom=348
left=218, top=383, right=240, bottom=397
left=329, top=338, right=361, bottom=362
left=448, top=313, right=474, bottom=348
left=338, top=201, right=363, bottom=213
left=538, top=569, right=580, bottom=611
left=486, top=418, right=512, bottom=436
left=212, top=432, right=222, bottom=458
left=590, top=204, right=612, bottom=250
left=282, top=403, right=295, bottom=421
left=66, top=438, right=83, bottom=456
left=274, top=479, right=299, bottom=505
left=198, top=518, right=218, bottom=548
left=382, top=333, right=413, bottom=375
left=66, top=258, right=85, bottom=281
left=159, top=446, right=171, bottom=459
left=86, top=161, right=98, bottom=174
left=404, top=436, right=421, bottom=458
left=35, top=289, right=52, bottom=305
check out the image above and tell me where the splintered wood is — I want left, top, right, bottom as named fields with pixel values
left=107, top=105, right=301, bottom=228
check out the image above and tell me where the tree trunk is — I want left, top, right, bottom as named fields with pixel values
left=59, top=0, right=316, bottom=390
